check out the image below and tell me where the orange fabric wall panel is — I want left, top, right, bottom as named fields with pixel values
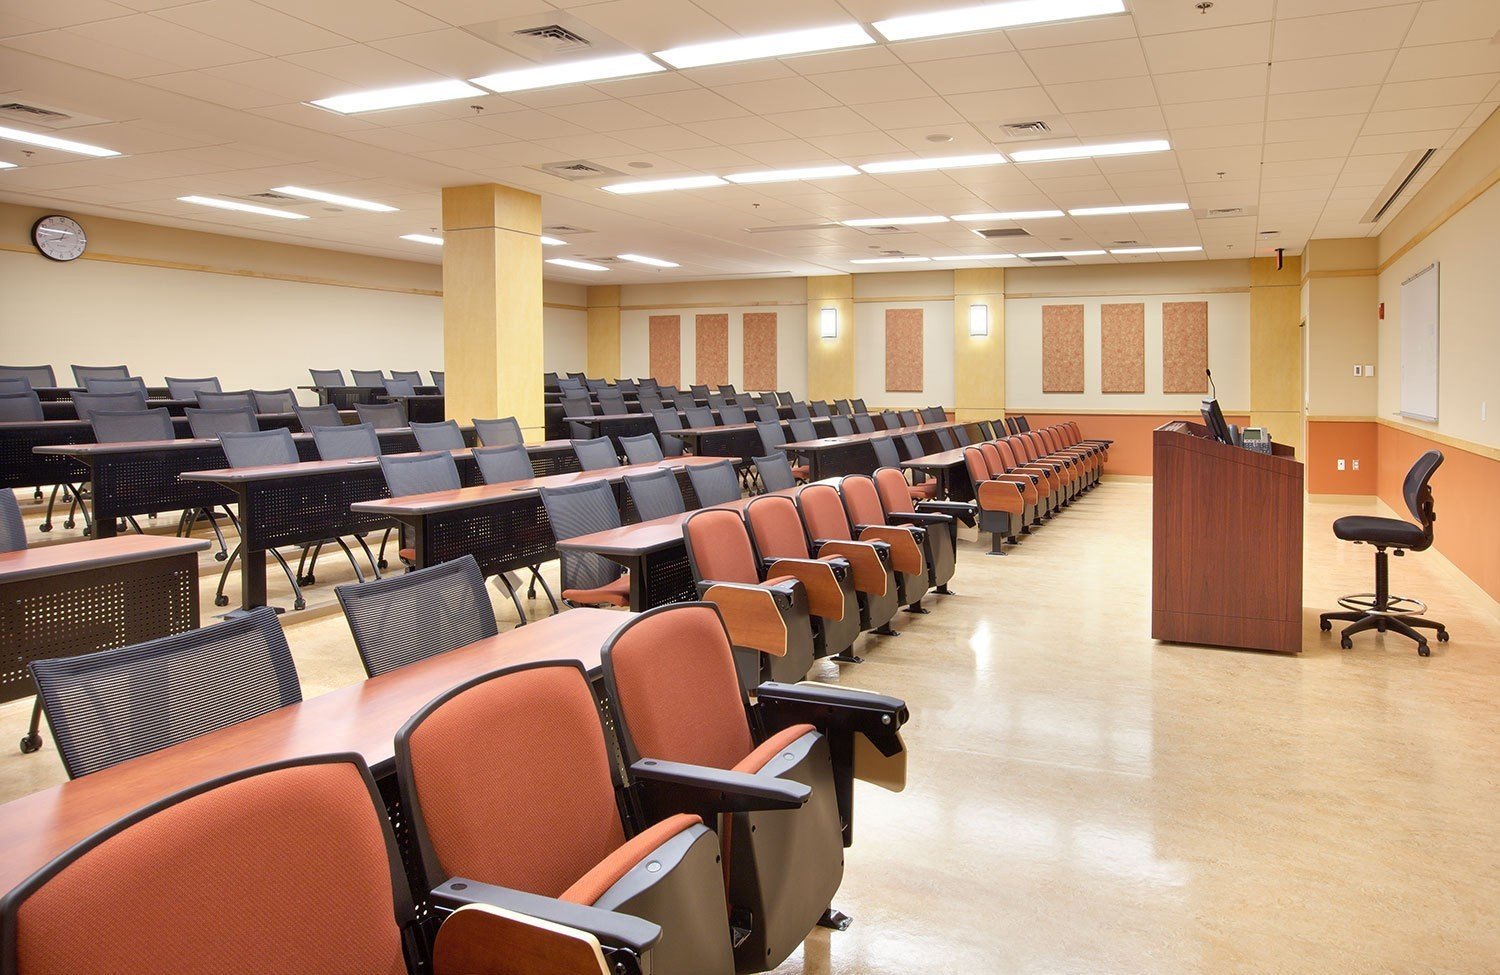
left=1306, top=421, right=1378, bottom=494
left=695, top=313, right=728, bottom=387
left=1012, top=412, right=1249, bottom=476
left=1100, top=302, right=1145, bottom=393
left=1161, top=300, right=1209, bottom=394
left=1041, top=304, right=1084, bottom=393
left=648, top=314, right=680, bottom=387
left=741, top=312, right=778, bottom=391
left=1377, top=425, right=1500, bottom=602
left=884, top=308, right=924, bottom=392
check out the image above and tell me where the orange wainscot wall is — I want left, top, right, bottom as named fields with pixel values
left=1014, top=412, right=1249, bottom=477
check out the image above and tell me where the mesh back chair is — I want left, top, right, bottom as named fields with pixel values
left=165, top=376, right=221, bottom=399
left=0, top=364, right=56, bottom=387
left=194, top=389, right=255, bottom=411
left=90, top=408, right=174, bottom=444
left=596, top=388, right=628, bottom=415
left=28, top=606, right=301, bottom=778
left=788, top=418, right=818, bottom=444
left=186, top=407, right=258, bottom=438
left=754, top=452, right=797, bottom=494
left=293, top=402, right=343, bottom=430
left=474, top=416, right=523, bottom=447
left=830, top=416, right=854, bottom=436
left=312, top=421, right=381, bottom=460
left=354, top=401, right=407, bottom=429
left=411, top=419, right=465, bottom=452
left=686, top=460, right=740, bottom=508
left=900, top=432, right=924, bottom=459
left=832, top=399, right=851, bottom=415
left=620, top=432, right=664, bottom=465
left=471, top=446, right=559, bottom=620
left=899, top=410, right=919, bottom=427
left=252, top=388, right=298, bottom=413
left=718, top=384, right=737, bottom=397
left=1, top=489, right=25, bottom=552
left=617, top=379, right=639, bottom=396
left=757, top=421, right=808, bottom=483
left=430, top=370, right=444, bottom=392
left=682, top=405, right=714, bottom=429
left=625, top=468, right=685, bottom=522
left=381, top=451, right=462, bottom=496
left=810, top=401, right=831, bottom=418
left=935, top=428, right=957, bottom=451
left=790, top=401, right=811, bottom=420
left=70, top=390, right=147, bottom=422
left=308, top=368, right=345, bottom=387
left=871, top=436, right=901, bottom=469
left=638, top=388, right=665, bottom=413
left=557, top=377, right=585, bottom=393
left=382, top=378, right=417, bottom=398
left=953, top=425, right=972, bottom=446
left=350, top=369, right=386, bottom=387
left=585, top=378, right=609, bottom=393
left=776, top=391, right=794, bottom=405
left=707, top=392, right=728, bottom=411
left=544, top=371, right=562, bottom=390
left=851, top=398, right=868, bottom=413
left=854, top=413, right=876, bottom=434
left=719, top=403, right=747, bottom=425
left=0, top=391, right=44, bottom=421
left=571, top=436, right=618, bottom=472
left=82, top=376, right=147, bottom=394
left=336, top=554, right=497, bottom=677
left=539, top=480, right=630, bottom=607
left=652, top=408, right=688, bottom=458
left=742, top=404, right=763, bottom=423
left=71, top=364, right=130, bottom=385
left=690, top=384, right=710, bottom=400
left=390, top=370, right=423, bottom=384
left=566, top=372, right=587, bottom=380
left=0, top=378, right=31, bottom=395
left=560, top=392, right=595, bottom=439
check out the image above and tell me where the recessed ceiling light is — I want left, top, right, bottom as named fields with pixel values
left=655, top=23, right=875, bottom=69
left=1109, top=245, right=1204, bottom=254
left=618, top=253, right=680, bottom=268
left=952, top=209, right=1064, bottom=221
left=874, top=0, right=1125, bottom=42
left=724, top=164, right=859, bottom=184
left=0, top=161, right=15, bottom=170
left=1009, top=139, right=1171, bottom=163
left=1021, top=250, right=1106, bottom=257
left=471, top=53, right=664, bottom=94
left=602, top=175, right=728, bottom=195
left=842, top=215, right=950, bottom=226
left=547, top=258, right=610, bottom=271
left=0, top=125, right=119, bottom=158
left=1068, top=202, right=1190, bottom=216
left=179, top=196, right=310, bottom=220
left=931, top=253, right=1016, bottom=260
left=540, top=235, right=566, bottom=246
left=310, top=79, right=486, bottom=114
left=859, top=153, right=1008, bottom=174
left=851, top=256, right=931, bottom=264
left=400, top=234, right=443, bottom=245
left=271, top=186, right=397, bottom=212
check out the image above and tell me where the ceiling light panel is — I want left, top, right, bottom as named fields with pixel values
left=951, top=210, right=1064, bottom=221
left=271, top=186, right=397, bottom=212
left=310, top=80, right=486, bottom=115
left=873, top=0, right=1125, bottom=42
left=179, top=196, right=310, bottom=220
left=471, top=54, right=664, bottom=94
left=842, top=216, right=950, bottom=226
left=655, top=23, right=875, bottom=69
left=540, top=236, right=567, bottom=246
left=0, top=125, right=119, bottom=157
left=1110, top=245, right=1204, bottom=254
left=725, top=164, right=859, bottom=184
left=859, top=153, right=1007, bottom=174
left=602, top=175, right=727, bottom=195
left=618, top=253, right=680, bottom=267
left=1009, top=139, right=1171, bottom=163
left=1069, top=203, right=1190, bottom=216
left=547, top=258, right=610, bottom=271
left=400, top=234, right=443, bottom=245
left=931, top=254, right=1016, bottom=260
left=1021, top=250, right=1106, bottom=257
left=0, top=161, right=15, bottom=170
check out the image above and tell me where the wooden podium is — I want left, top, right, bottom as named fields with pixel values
left=1152, top=421, right=1304, bottom=654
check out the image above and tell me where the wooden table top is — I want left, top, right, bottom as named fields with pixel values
left=34, top=425, right=510, bottom=460
left=555, top=483, right=830, bottom=557
left=0, top=536, right=211, bottom=584
left=783, top=420, right=957, bottom=451
left=902, top=447, right=967, bottom=468
left=0, top=607, right=627, bottom=895
left=176, top=440, right=571, bottom=484
left=3, top=413, right=298, bottom=436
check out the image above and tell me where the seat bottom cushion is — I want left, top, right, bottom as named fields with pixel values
left=563, top=573, right=631, bottom=606
left=1333, top=515, right=1427, bottom=548
left=909, top=481, right=938, bottom=500
left=561, top=813, right=704, bottom=906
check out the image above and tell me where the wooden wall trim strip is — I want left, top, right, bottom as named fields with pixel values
left=544, top=302, right=586, bottom=311
left=1303, top=269, right=1378, bottom=279
left=1377, top=161, right=1500, bottom=274
left=1374, top=416, right=1500, bottom=462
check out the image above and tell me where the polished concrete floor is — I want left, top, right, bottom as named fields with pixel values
left=3, top=481, right=1498, bottom=973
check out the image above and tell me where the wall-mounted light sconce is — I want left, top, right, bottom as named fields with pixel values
left=969, top=303, right=989, bottom=337
left=820, top=306, right=838, bottom=339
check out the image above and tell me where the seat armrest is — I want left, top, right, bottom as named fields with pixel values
left=976, top=479, right=1025, bottom=514
left=700, top=581, right=791, bottom=657
left=913, top=499, right=976, bottom=525
left=433, top=904, right=620, bottom=975
left=630, top=757, right=810, bottom=814
left=855, top=524, right=924, bottom=575
left=766, top=558, right=847, bottom=620
left=814, top=539, right=889, bottom=595
left=431, top=879, right=661, bottom=957
left=888, top=510, right=949, bottom=526
left=754, top=681, right=909, bottom=756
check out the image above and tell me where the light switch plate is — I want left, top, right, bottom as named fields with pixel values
left=1364, top=364, right=1375, bottom=376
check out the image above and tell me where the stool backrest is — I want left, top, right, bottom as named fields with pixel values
left=1403, top=450, right=1444, bottom=536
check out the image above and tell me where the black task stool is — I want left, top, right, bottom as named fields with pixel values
left=1319, top=450, right=1449, bottom=656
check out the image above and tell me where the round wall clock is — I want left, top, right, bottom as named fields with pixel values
left=31, top=215, right=87, bottom=262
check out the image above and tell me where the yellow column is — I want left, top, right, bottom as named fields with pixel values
left=586, top=285, right=621, bottom=380
left=806, top=274, right=854, bottom=401
left=953, top=267, right=1005, bottom=423
left=1249, top=255, right=1304, bottom=457
left=442, top=184, right=544, bottom=441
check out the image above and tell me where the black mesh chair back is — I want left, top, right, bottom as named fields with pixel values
left=1015, top=416, right=1032, bottom=433
left=625, top=468, right=686, bottom=521
left=719, top=403, right=747, bottom=425
left=954, top=425, right=973, bottom=447
left=90, top=408, right=175, bottom=444
left=70, top=390, right=147, bottom=422
left=165, top=376, right=221, bottom=399
left=690, top=384, right=710, bottom=399
left=0, top=365, right=56, bottom=387
left=557, top=377, right=585, bottom=394
left=474, top=416, right=523, bottom=447
left=617, top=379, right=638, bottom=395
left=755, top=420, right=787, bottom=453
left=473, top=444, right=534, bottom=484
left=1, top=490, right=25, bottom=552
left=872, top=436, right=900, bottom=468
left=294, top=403, right=344, bottom=430
left=219, top=428, right=298, bottom=468
left=28, top=606, right=301, bottom=779
left=572, top=436, right=618, bottom=472
left=354, top=401, right=407, bottom=429
left=928, top=406, right=949, bottom=424
left=566, top=372, right=587, bottom=381
left=0, top=378, right=32, bottom=395
left=1402, top=450, right=1444, bottom=538
left=390, top=370, right=423, bottom=384
left=831, top=415, right=854, bottom=436
left=879, top=412, right=901, bottom=430
left=335, top=554, right=496, bottom=678
left=742, top=404, right=763, bottom=422
left=638, top=389, right=664, bottom=413
left=82, top=376, right=147, bottom=394
left=754, top=452, right=797, bottom=494
left=351, top=370, right=386, bottom=387
left=935, top=428, right=957, bottom=450
left=71, top=365, right=130, bottom=385
left=810, top=401, right=831, bottom=417
left=431, top=371, right=444, bottom=392
left=718, top=385, right=737, bottom=396
left=683, top=405, right=715, bottom=429
left=309, top=368, right=345, bottom=387
left=707, top=392, right=728, bottom=411
left=790, top=401, right=811, bottom=420
left=411, top=419, right=465, bottom=452
left=0, top=391, right=44, bottom=422
left=585, top=378, right=609, bottom=392
left=788, top=418, right=818, bottom=443
left=901, top=433, right=924, bottom=459
left=686, top=459, right=740, bottom=507
left=975, top=420, right=994, bottom=440
left=253, top=389, right=298, bottom=413
left=195, top=390, right=255, bottom=411
left=539, top=480, right=624, bottom=592
left=651, top=408, right=687, bottom=458
left=382, top=378, right=417, bottom=398
left=639, top=378, right=659, bottom=391
left=544, top=371, right=561, bottom=390
left=560, top=392, right=594, bottom=418
left=900, top=410, right=919, bottom=426
left=851, top=398, right=868, bottom=413
left=312, top=421, right=381, bottom=460
left=776, top=391, right=794, bottom=405
left=620, top=432, right=664, bottom=465
left=595, top=389, right=627, bottom=416
left=186, top=407, right=258, bottom=439
left=833, top=399, right=851, bottom=415
left=380, top=451, right=461, bottom=497
left=854, top=413, right=876, bottom=433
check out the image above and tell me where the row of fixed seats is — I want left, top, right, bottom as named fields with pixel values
left=959, top=418, right=1111, bottom=554
left=310, top=367, right=444, bottom=390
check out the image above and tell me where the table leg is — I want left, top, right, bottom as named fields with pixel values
left=624, top=555, right=647, bottom=613
left=240, top=547, right=268, bottom=611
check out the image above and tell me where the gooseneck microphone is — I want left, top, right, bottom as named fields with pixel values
left=1206, top=368, right=1217, bottom=400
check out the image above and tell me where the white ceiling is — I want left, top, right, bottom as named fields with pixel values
left=1, top=0, right=1497, bottom=283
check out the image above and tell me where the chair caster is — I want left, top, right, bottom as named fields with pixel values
left=299, top=575, right=315, bottom=586
left=377, top=559, right=388, bottom=570
left=1417, top=643, right=1430, bottom=657
left=293, top=599, right=306, bottom=611
left=214, top=595, right=229, bottom=607
left=215, top=552, right=227, bottom=562
left=1437, top=630, right=1449, bottom=642
left=19, top=733, right=42, bottom=754
left=38, top=523, right=51, bottom=533
left=1320, top=619, right=1332, bottom=631
left=1340, top=636, right=1352, bottom=649
left=64, top=519, right=75, bottom=530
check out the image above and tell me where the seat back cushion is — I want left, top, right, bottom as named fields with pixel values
left=685, top=510, right=759, bottom=585
left=746, top=496, right=811, bottom=560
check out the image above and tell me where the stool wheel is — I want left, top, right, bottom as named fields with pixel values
left=214, top=595, right=229, bottom=607
left=37, top=523, right=51, bottom=533
left=293, top=599, right=306, bottom=611
left=214, top=551, right=227, bottom=562
left=1340, top=636, right=1353, bottom=650
left=1418, top=643, right=1431, bottom=657
left=1320, top=619, right=1332, bottom=631
left=1437, top=630, right=1449, bottom=643
left=19, top=733, right=42, bottom=754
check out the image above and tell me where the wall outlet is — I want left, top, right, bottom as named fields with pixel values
left=1352, top=364, right=1363, bottom=376
left=1337, top=459, right=1346, bottom=471
left=1352, top=459, right=1360, bottom=470
left=1364, top=364, right=1375, bottom=376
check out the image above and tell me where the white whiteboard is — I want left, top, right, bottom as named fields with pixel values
left=1400, top=263, right=1439, bottom=422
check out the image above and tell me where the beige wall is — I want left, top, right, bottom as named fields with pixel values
left=1301, top=240, right=1379, bottom=418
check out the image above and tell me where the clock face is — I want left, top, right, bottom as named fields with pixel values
left=32, top=215, right=87, bottom=262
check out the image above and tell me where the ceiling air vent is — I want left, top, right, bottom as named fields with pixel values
left=241, top=192, right=301, bottom=205
left=534, top=160, right=627, bottom=181
left=1361, top=148, right=1437, bottom=224
left=973, top=227, right=1032, bottom=239
left=544, top=224, right=593, bottom=235
left=512, top=24, right=593, bottom=52
left=1002, top=120, right=1051, bottom=136
left=851, top=224, right=915, bottom=235
left=1022, top=255, right=1070, bottom=263
left=0, top=103, right=71, bottom=123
